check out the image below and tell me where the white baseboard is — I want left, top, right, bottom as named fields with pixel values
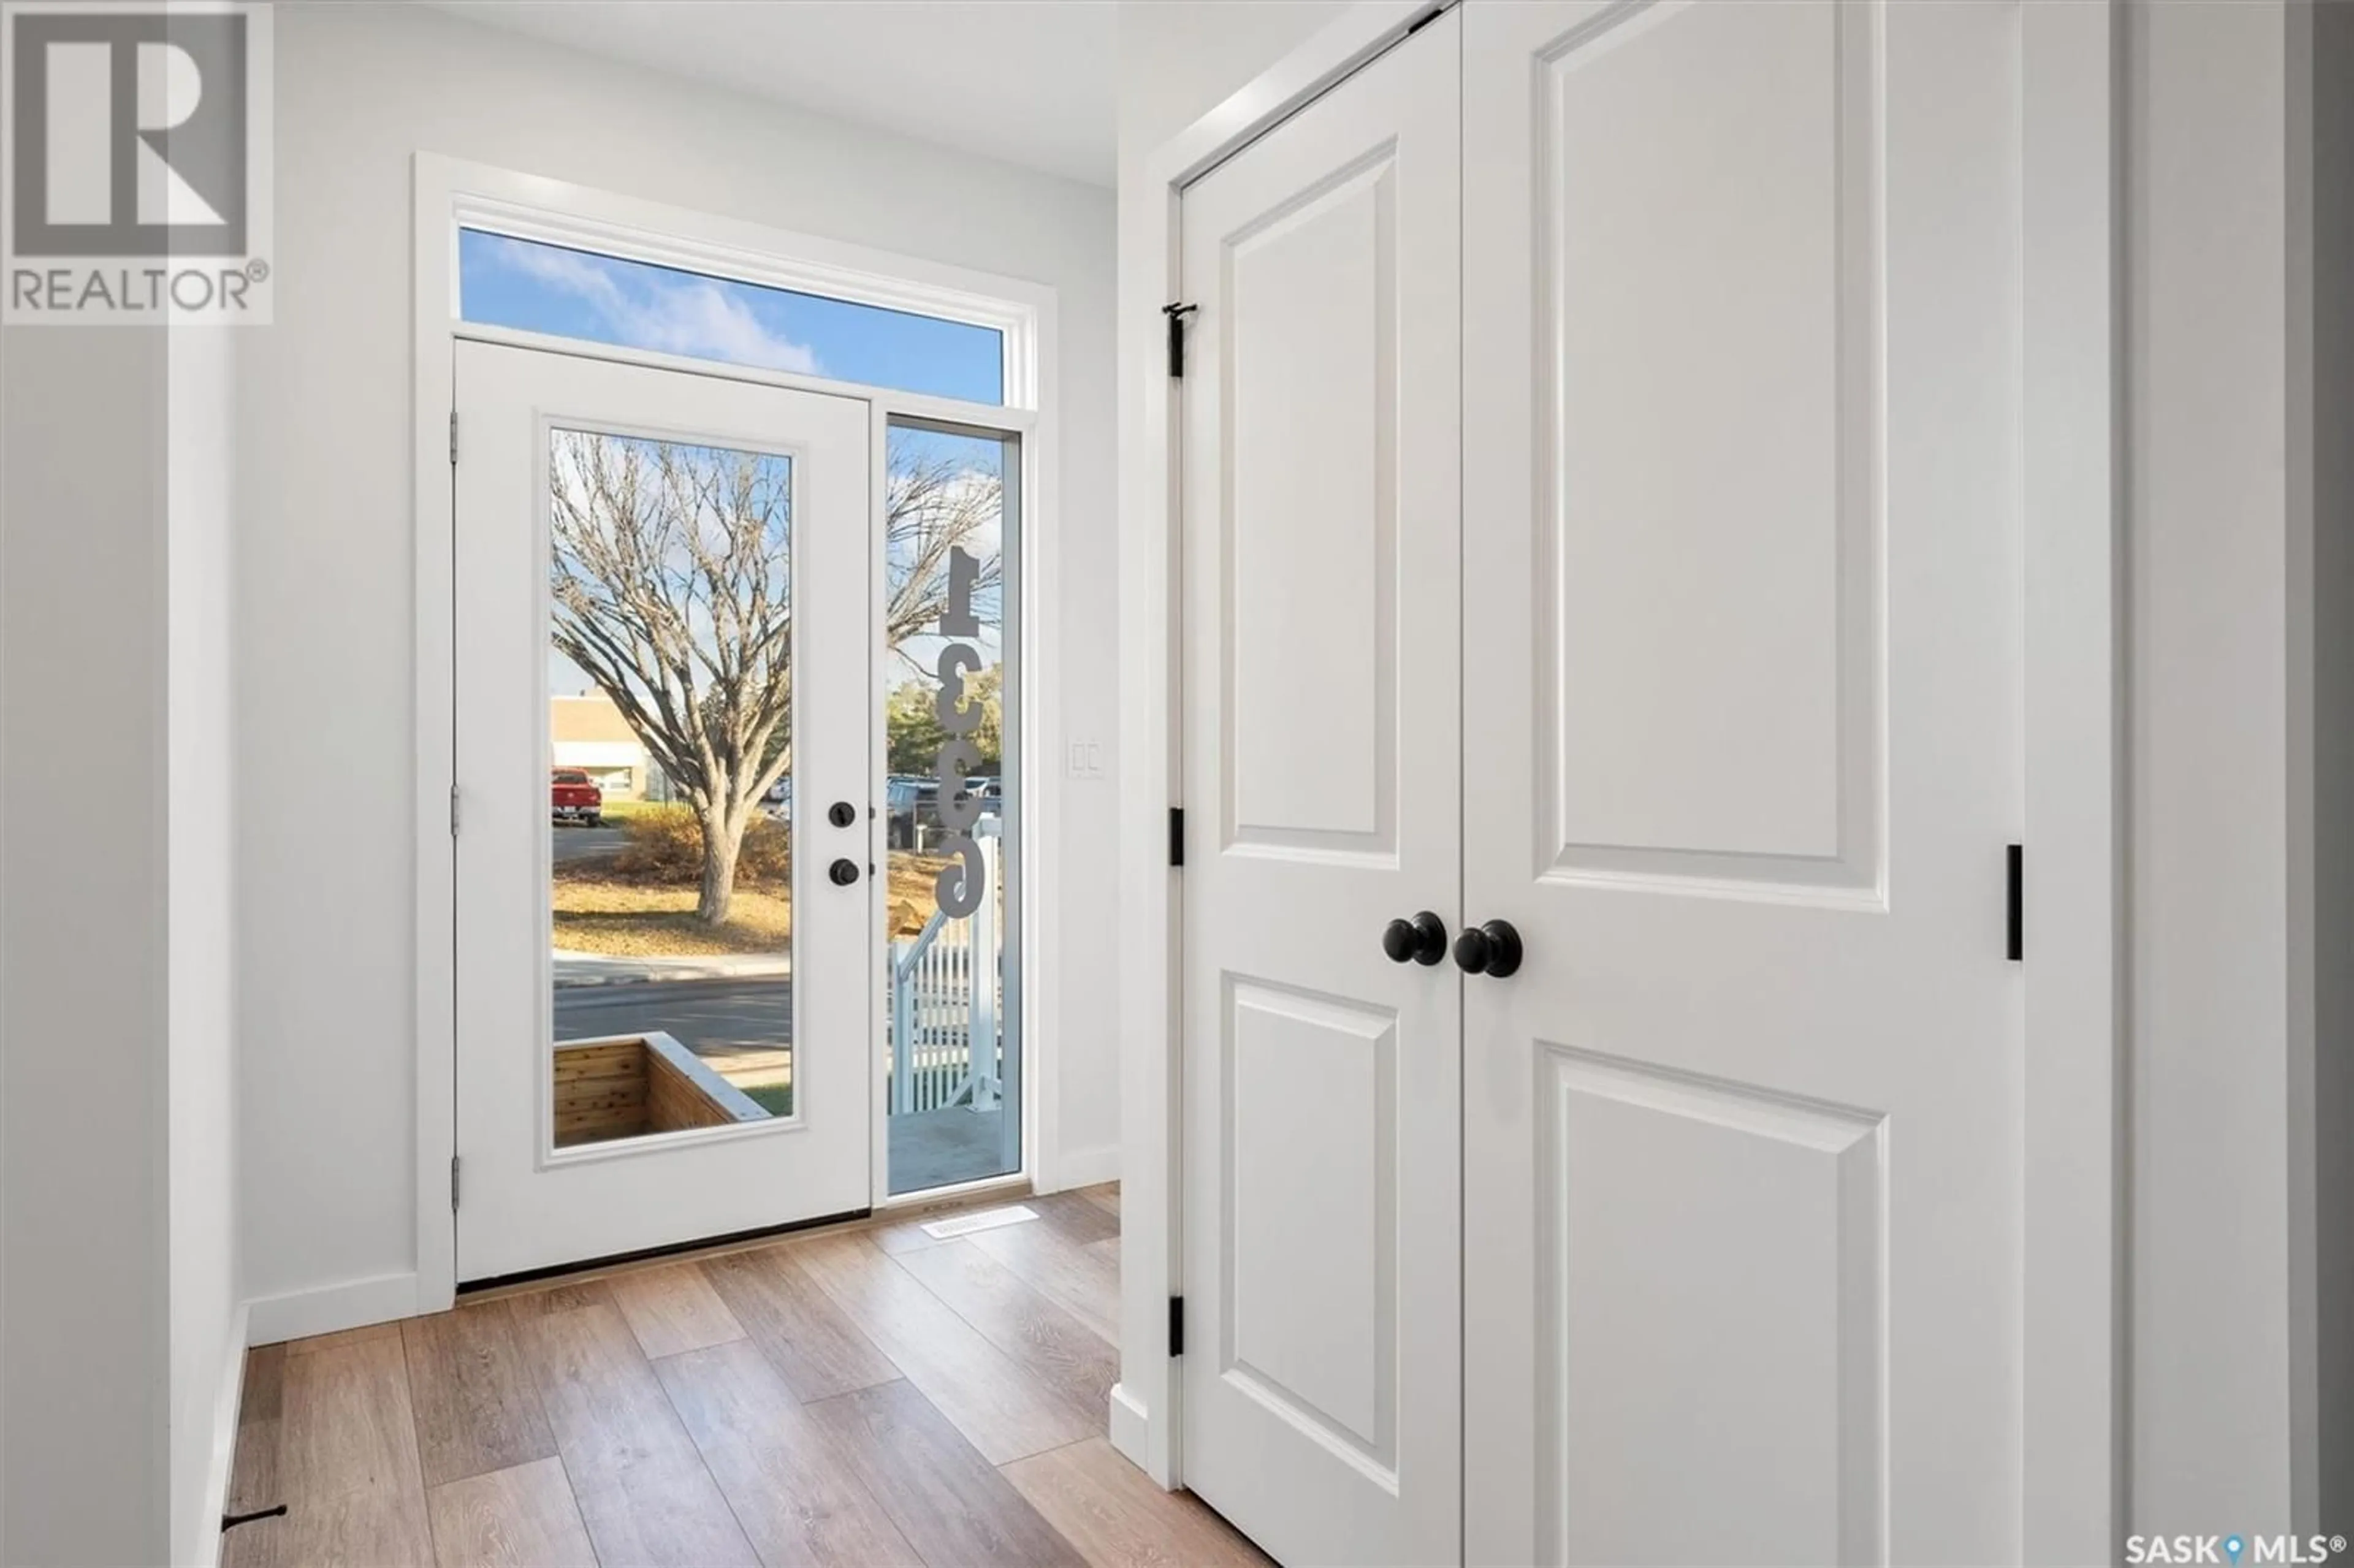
left=186, top=1304, right=249, bottom=1568
left=1108, top=1380, right=1160, bottom=1479
left=1042, top=1142, right=1119, bottom=1192
left=245, top=1271, right=419, bottom=1346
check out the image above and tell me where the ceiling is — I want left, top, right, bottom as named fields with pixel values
left=430, top=1, right=1119, bottom=187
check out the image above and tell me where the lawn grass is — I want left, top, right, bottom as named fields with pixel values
left=742, top=1083, right=794, bottom=1118
left=551, top=880, right=791, bottom=957
left=550, top=829, right=956, bottom=957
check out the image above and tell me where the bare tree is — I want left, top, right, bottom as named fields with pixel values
left=551, top=431, right=1001, bottom=924
left=885, top=451, right=1004, bottom=672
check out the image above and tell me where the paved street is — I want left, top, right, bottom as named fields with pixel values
left=550, top=823, right=627, bottom=864
left=552, top=976, right=793, bottom=1073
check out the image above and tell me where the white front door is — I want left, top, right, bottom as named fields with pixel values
left=454, top=340, right=872, bottom=1282
left=1178, top=12, right=1461, bottom=1566
left=1463, top=2, right=2029, bottom=1561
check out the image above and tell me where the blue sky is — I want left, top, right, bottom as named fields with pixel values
left=460, top=229, right=1005, bottom=405
left=471, top=231, right=1012, bottom=708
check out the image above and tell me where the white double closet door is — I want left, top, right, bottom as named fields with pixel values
left=1181, top=3, right=2032, bottom=1563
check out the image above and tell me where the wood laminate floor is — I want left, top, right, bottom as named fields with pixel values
left=224, top=1186, right=1267, bottom=1568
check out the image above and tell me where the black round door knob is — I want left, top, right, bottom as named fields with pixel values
left=828, top=857, right=861, bottom=886
left=1453, top=918, right=1524, bottom=978
left=1381, top=911, right=1449, bottom=965
left=828, top=800, right=858, bottom=828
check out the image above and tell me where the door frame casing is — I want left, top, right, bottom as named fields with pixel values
left=413, top=153, right=1061, bottom=1315
left=1111, top=4, right=2125, bottom=1561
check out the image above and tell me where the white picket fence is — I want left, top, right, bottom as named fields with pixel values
left=888, top=824, right=1001, bottom=1115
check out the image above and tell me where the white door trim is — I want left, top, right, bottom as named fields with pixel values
left=413, top=153, right=1062, bottom=1316
left=1112, top=5, right=2124, bottom=1560
left=2017, top=3, right=2125, bottom=1554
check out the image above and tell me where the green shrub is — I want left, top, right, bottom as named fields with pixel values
left=611, top=803, right=791, bottom=886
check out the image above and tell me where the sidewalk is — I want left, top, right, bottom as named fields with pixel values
left=552, top=950, right=793, bottom=988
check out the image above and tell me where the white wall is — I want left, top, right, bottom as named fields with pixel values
left=1115, top=0, right=1357, bottom=177
left=2, top=325, right=174, bottom=1566
left=2124, top=0, right=2342, bottom=1531
left=2303, top=0, right=2354, bottom=1526
left=167, top=327, right=243, bottom=1567
left=235, top=1, right=1117, bottom=1318
left=0, top=319, right=242, bottom=1565
left=1, top=325, right=243, bottom=1568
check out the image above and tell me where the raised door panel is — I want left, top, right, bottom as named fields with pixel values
left=1225, top=980, right=1396, bottom=1473
left=1225, top=154, right=1398, bottom=861
left=1537, top=0, right=1880, bottom=899
left=1539, top=1046, right=1883, bottom=1566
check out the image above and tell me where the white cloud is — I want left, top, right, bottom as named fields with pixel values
left=940, top=468, right=1004, bottom=558
left=493, top=238, right=825, bottom=376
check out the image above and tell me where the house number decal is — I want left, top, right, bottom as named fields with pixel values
left=932, top=546, right=986, bottom=918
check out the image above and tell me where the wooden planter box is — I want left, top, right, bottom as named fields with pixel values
left=552, top=1030, right=769, bottom=1148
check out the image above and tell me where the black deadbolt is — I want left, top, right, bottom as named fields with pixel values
left=1453, top=918, right=1524, bottom=978
left=828, top=800, right=858, bottom=828
left=828, top=857, right=861, bottom=886
left=1381, top=911, right=1449, bottom=965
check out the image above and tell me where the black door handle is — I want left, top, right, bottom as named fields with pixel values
left=1453, top=918, right=1523, bottom=978
left=828, top=857, right=861, bottom=886
left=1381, top=911, right=1449, bottom=965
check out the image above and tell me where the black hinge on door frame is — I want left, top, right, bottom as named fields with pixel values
left=451, top=1154, right=462, bottom=1212
left=1169, top=807, right=1185, bottom=867
left=1169, top=1296, right=1185, bottom=1357
left=2006, top=844, right=2024, bottom=962
left=449, top=409, right=458, bottom=465
left=1163, top=302, right=1198, bottom=378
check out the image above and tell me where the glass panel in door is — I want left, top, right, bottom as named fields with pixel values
left=883, top=420, right=1021, bottom=1193
left=547, top=429, right=797, bottom=1146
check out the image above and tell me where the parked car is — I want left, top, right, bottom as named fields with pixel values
left=885, top=774, right=1004, bottom=848
left=886, top=775, right=937, bottom=848
left=550, top=769, right=603, bottom=826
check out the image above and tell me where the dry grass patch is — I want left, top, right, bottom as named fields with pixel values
left=551, top=879, right=792, bottom=957
left=549, top=838, right=959, bottom=957
left=886, top=854, right=956, bottom=935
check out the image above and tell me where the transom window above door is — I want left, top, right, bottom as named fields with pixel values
left=458, top=228, right=1008, bottom=404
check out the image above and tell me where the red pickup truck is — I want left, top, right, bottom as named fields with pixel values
left=551, top=769, right=603, bottom=826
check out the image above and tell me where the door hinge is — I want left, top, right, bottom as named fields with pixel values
left=449, top=410, right=459, bottom=465
left=450, top=1154, right=461, bottom=1212
left=1169, top=807, right=1184, bottom=868
left=2006, top=843, right=2024, bottom=962
left=1162, top=302, right=1198, bottom=378
left=1168, top=1296, right=1184, bottom=1357
left=449, top=784, right=461, bottom=837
